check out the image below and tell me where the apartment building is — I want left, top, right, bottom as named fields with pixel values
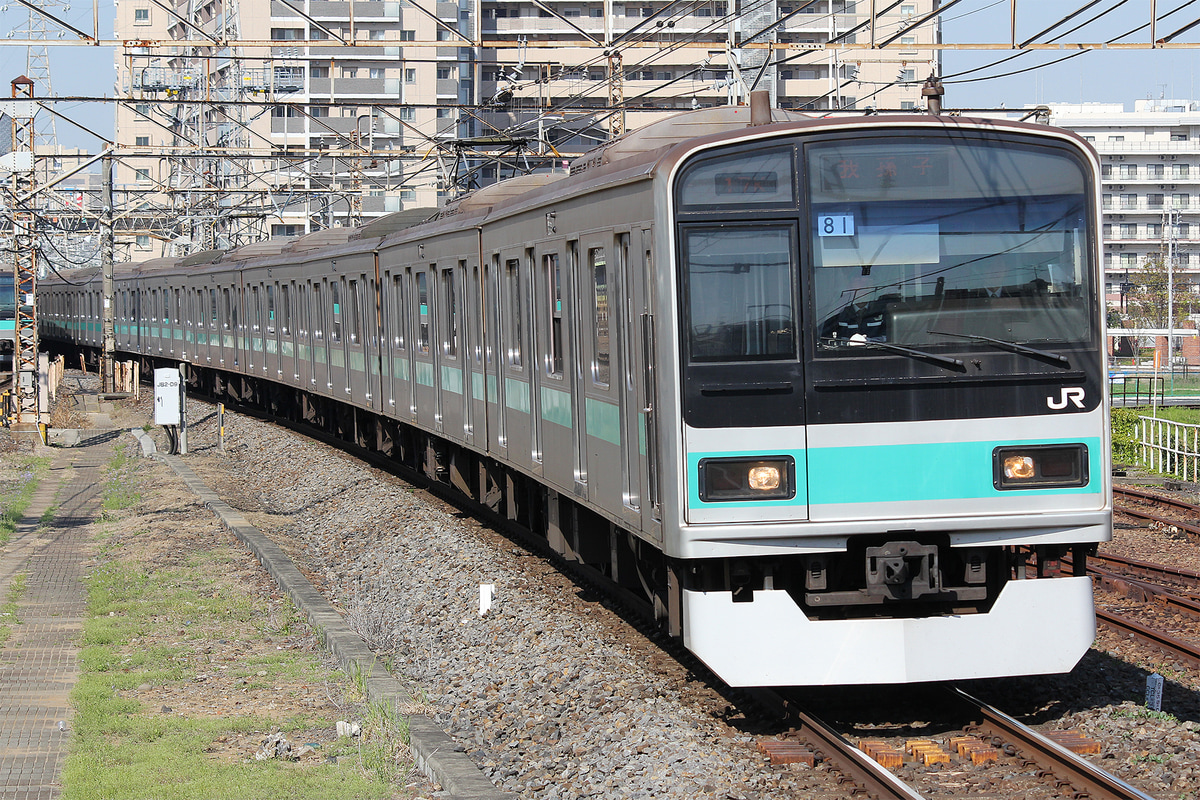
left=1046, top=100, right=1200, bottom=310
left=113, top=0, right=939, bottom=257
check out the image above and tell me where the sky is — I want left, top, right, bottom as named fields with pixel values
left=0, top=0, right=1197, bottom=151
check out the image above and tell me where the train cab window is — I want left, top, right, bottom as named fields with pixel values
left=266, top=285, right=276, bottom=334
left=544, top=253, right=563, bottom=377
left=348, top=279, right=362, bottom=345
left=442, top=268, right=458, bottom=358
left=590, top=247, right=610, bottom=386
left=416, top=271, right=430, bottom=354
left=682, top=226, right=797, bottom=363
left=505, top=258, right=523, bottom=368
left=330, top=280, right=342, bottom=343
left=807, top=138, right=1093, bottom=352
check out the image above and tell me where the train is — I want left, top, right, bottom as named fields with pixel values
left=39, top=100, right=1112, bottom=686
left=1, top=271, right=15, bottom=374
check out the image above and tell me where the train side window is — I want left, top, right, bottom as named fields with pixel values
left=209, top=289, right=217, bottom=328
left=590, top=247, right=610, bottom=387
left=544, top=253, right=563, bottom=377
left=505, top=258, right=523, bottom=368
left=442, top=267, right=458, bottom=358
left=416, top=271, right=430, bottom=354
left=329, top=281, right=342, bottom=343
left=391, top=275, right=406, bottom=351
left=348, top=279, right=362, bottom=345
left=266, top=285, right=276, bottom=334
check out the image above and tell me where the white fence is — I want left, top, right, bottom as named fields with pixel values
left=1139, top=415, right=1200, bottom=480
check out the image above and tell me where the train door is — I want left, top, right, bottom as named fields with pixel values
left=279, top=282, right=296, bottom=384
left=263, top=283, right=279, bottom=379
left=537, top=246, right=573, bottom=493
left=309, top=280, right=330, bottom=396
left=346, top=275, right=372, bottom=408
left=464, top=262, right=485, bottom=448
left=363, top=272, right=384, bottom=413
left=483, top=255, right=506, bottom=458
left=412, top=266, right=440, bottom=432
left=581, top=238, right=621, bottom=512
left=567, top=241, right=587, bottom=492
left=438, top=263, right=465, bottom=442
left=327, top=277, right=349, bottom=397
left=638, top=228, right=662, bottom=536
left=248, top=284, right=263, bottom=373
left=500, top=248, right=532, bottom=470
left=387, top=270, right=416, bottom=422
left=616, top=232, right=643, bottom=529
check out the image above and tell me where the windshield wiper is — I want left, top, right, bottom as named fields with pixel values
left=821, top=337, right=966, bottom=372
left=926, top=330, right=1070, bottom=367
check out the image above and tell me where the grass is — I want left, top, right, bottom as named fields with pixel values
left=61, top=448, right=413, bottom=800
left=0, top=573, right=28, bottom=648
left=0, top=455, right=50, bottom=546
left=100, top=443, right=142, bottom=519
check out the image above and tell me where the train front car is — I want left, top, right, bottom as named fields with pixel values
left=662, top=117, right=1109, bottom=686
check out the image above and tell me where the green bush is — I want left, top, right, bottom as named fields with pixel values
left=1111, top=407, right=1141, bottom=465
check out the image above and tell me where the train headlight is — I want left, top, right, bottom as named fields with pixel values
left=993, top=445, right=1088, bottom=490
left=699, top=457, right=795, bottom=501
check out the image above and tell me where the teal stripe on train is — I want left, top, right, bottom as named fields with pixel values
left=585, top=397, right=621, bottom=446
left=807, top=437, right=1103, bottom=505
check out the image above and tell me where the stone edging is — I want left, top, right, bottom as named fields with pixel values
left=129, top=428, right=514, bottom=800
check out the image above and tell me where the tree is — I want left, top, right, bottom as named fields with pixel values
left=1125, top=253, right=1200, bottom=329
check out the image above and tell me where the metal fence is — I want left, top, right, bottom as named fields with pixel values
left=1109, top=374, right=1166, bottom=407
left=1139, top=415, right=1200, bottom=481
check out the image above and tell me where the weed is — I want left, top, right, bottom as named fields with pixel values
left=0, top=573, right=29, bottom=648
left=100, top=444, right=142, bottom=518
left=0, top=456, right=50, bottom=546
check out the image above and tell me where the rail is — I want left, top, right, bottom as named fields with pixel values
left=1137, top=414, right=1200, bottom=481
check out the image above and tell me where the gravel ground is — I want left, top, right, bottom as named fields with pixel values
left=46, top=374, right=1200, bottom=800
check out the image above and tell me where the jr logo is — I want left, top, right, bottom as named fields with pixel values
left=1048, top=387, right=1086, bottom=410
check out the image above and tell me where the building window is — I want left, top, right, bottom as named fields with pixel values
left=1120, top=193, right=1137, bottom=209
left=1119, top=163, right=1137, bottom=179
left=900, top=100, right=916, bottom=110
left=1148, top=193, right=1164, bottom=208
left=1178, top=222, right=1191, bottom=239
left=1121, top=252, right=1137, bottom=268
left=310, top=106, right=330, bottom=117
left=271, top=28, right=303, bottom=40
left=1119, top=223, right=1136, bottom=239
left=437, top=108, right=452, bottom=118
left=369, top=28, right=386, bottom=40
left=400, top=188, right=416, bottom=201
left=1101, top=164, right=1112, bottom=177
left=311, top=66, right=329, bottom=78
left=1147, top=163, right=1164, bottom=178
left=399, top=107, right=415, bottom=121
left=1147, top=223, right=1162, bottom=239
left=405, top=68, right=416, bottom=82
left=437, top=28, right=453, bottom=40
left=437, top=66, right=452, bottom=79
left=309, top=28, right=329, bottom=39
left=369, top=68, right=385, bottom=79
left=1102, top=193, right=1113, bottom=209
left=135, top=135, right=150, bottom=146
left=135, top=168, right=151, bottom=182
left=340, top=67, right=358, bottom=78
left=1109, top=135, right=1125, bottom=142
left=399, top=29, right=415, bottom=41
left=899, top=35, right=916, bottom=50
left=1173, top=163, right=1190, bottom=179
left=134, top=7, right=150, bottom=23
left=900, top=3, right=915, bottom=14
left=899, top=68, right=915, bottom=82
left=135, top=103, right=151, bottom=116
left=272, top=224, right=303, bottom=237
left=136, top=235, right=151, bottom=250
left=1171, top=130, right=1188, bottom=141
left=1173, top=193, right=1190, bottom=209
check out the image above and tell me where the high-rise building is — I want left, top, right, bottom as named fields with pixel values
left=113, top=0, right=940, bottom=257
left=1046, top=100, right=1200, bottom=310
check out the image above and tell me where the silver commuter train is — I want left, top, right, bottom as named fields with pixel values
left=40, top=103, right=1112, bottom=686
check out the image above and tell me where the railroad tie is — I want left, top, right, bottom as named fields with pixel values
left=1044, top=730, right=1102, bottom=755
left=858, top=739, right=906, bottom=770
left=948, top=735, right=1000, bottom=764
left=904, top=739, right=952, bottom=765
left=756, top=739, right=817, bottom=767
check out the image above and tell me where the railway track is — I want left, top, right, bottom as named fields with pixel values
left=755, top=686, right=1159, bottom=800
left=1113, top=485, right=1200, bottom=542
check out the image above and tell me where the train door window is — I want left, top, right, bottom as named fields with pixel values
left=209, top=289, right=217, bottom=329
left=174, top=288, right=182, bottom=325
left=544, top=253, right=563, bottom=377
left=348, top=279, right=362, bottom=345
left=280, top=284, right=291, bottom=335
left=252, top=286, right=262, bottom=332
left=312, top=283, right=324, bottom=340
left=231, top=287, right=240, bottom=332
left=391, top=275, right=406, bottom=351
left=472, top=265, right=482, bottom=364
left=266, top=285, right=276, bottom=334
left=329, top=280, right=342, bottom=343
left=442, top=267, right=458, bottom=358
left=505, top=258, right=523, bottom=368
left=416, top=270, right=430, bottom=354
left=590, top=247, right=610, bottom=387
